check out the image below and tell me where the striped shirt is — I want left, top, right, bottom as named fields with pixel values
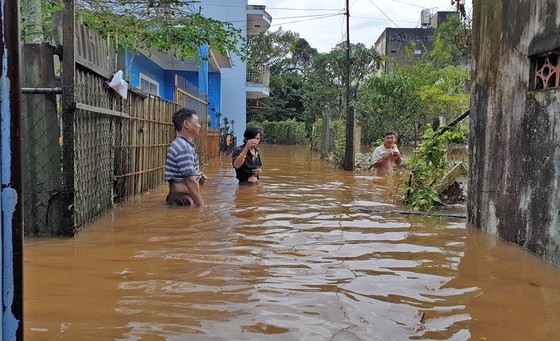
left=164, top=135, right=201, bottom=182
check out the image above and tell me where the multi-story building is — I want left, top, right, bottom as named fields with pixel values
left=374, top=10, right=456, bottom=74
left=199, top=2, right=271, bottom=138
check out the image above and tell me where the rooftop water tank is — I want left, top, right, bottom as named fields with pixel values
left=421, top=9, right=431, bottom=27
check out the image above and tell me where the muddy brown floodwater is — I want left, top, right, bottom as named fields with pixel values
left=24, top=145, right=560, bottom=340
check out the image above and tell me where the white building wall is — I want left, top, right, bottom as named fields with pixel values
left=200, top=0, right=248, bottom=145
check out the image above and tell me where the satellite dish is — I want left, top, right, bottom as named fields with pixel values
left=108, top=70, right=128, bottom=99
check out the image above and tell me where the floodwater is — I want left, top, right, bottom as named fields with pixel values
left=24, top=145, right=560, bottom=340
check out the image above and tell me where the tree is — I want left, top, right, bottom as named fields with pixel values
left=247, top=27, right=300, bottom=67
left=246, top=29, right=305, bottom=122
left=431, top=14, right=472, bottom=67
left=289, top=38, right=318, bottom=75
left=66, top=0, right=245, bottom=59
left=247, top=72, right=304, bottom=122
left=356, top=74, right=423, bottom=145
left=357, top=35, right=470, bottom=147
left=22, top=0, right=246, bottom=59
left=304, top=43, right=381, bottom=124
left=21, top=0, right=64, bottom=43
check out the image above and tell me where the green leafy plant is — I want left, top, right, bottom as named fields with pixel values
left=310, top=118, right=345, bottom=163
left=403, top=124, right=466, bottom=211
left=260, top=119, right=307, bottom=145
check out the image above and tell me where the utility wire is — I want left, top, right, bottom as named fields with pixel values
left=224, top=12, right=343, bottom=23
left=270, top=13, right=344, bottom=27
left=202, top=3, right=342, bottom=11
left=267, top=7, right=342, bottom=11
left=391, top=0, right=426, bottom=9
left=366, top=0, right=400, bottom=28
left=352, top=16, right=418, bottom=23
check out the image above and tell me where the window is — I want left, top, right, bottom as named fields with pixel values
left=530, top=50, right=560, bottom=90
left=139, top=73, right=160, bottom=96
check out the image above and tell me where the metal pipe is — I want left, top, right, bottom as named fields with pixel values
left=21, top=87, right=63, bottom=94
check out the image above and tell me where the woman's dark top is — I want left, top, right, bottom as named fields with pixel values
left=232, top=146, right=262, bottom=182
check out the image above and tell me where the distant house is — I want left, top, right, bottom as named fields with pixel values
left=373, top=10, right=456, bottom=74
left=122, top=1, right=272, bottom=138
left=122, top=47, right=231, bottom=130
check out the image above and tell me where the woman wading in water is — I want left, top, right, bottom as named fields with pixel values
left=232, top=127, right=262, bottom=185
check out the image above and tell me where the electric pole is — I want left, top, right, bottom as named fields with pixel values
left=342, top=0, right=355, bottom=171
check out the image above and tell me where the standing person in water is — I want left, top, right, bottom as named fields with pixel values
left=370, top=131, right=402, bottom=176
left=232, top=127, right=262, bottom=185
left=164, top=108, right=207, bottom=206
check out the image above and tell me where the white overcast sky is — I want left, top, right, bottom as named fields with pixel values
left=252, top=0, right=472, bottom=52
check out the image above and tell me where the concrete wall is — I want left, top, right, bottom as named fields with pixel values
left=468, top=0, right=560, bottom=265
left=430, top=11, right=456, bottom=29
left=374, top=28, right=435, bottom=74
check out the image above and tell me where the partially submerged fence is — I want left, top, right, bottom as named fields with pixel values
left=21, top=20, right=218, bottom=235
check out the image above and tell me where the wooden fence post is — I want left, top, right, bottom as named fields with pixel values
left=61, top=0, right=76, bottom=235
left=21, top=44, right=65, bottom=235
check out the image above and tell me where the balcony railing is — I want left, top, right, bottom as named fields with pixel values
left=246, top=64, right=270, bottom=87
left=247, top=5, right=273, bottom=23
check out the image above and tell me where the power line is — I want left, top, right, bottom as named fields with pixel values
left=352, top=16, right=418, bottom=23
left=391, top=0, right=426, bottom=9
left=263, top=7, right=342, bottom=11
left=261, top=13, right=345, bottom=21
left=270, top=13, right=344, bottom=27
left=202, top=3, right=342, bottom=11
left=366, top=0, right=400, bottom=28
left=221, top=12, right=343, bottom=24
left=340, top=7, right=346, bottom=44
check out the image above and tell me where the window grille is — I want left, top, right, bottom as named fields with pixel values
left=531, top=51, right=560, bottom=90
left=140, top=73, right=160, bottom=96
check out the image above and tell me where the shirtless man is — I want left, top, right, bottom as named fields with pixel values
left=370, top=131, right=402, bottom=176
left=164, top=108, right=207, bottom=207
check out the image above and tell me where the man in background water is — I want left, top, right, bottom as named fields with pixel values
left=370, top=131, right=402, bottom=176
left=164, top=108, right=207, bottom=206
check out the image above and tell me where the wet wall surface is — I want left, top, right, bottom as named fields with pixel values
left=469, top=0, right=560, bottom=265
left=25, top=145, right=560, bottom=340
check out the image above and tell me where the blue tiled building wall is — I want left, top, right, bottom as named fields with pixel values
left=208, top=73, right=221, bottom=130
left=125, top=51, right=222, bottom=130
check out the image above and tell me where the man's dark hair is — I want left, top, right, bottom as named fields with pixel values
left=383, top=131, right=397, bottom=137
left=172, top=108, right=198, bottom=131
left=243, top=127, right=261, bottom=142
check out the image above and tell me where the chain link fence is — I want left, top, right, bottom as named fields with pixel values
left=21, top=44, right=180, bottom=236
left=22, top=81, right=67, bottom=235
left=21, top=20, right=224, bottom=236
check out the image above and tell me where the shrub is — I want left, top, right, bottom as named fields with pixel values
left=259, top=119, right=308, bottom=145
left=311, top=118, right=346, bottom=164
left=403, top=124, right=466, bottom=211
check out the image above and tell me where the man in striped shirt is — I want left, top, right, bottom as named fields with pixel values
left=164, top=108, right=207, bottom=206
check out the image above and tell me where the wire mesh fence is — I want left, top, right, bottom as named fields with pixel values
left=21, top=63, right=181, bottom=235
left=22, top=22, right=222, bottom=236
left=21, top=82, right=67, bottom=235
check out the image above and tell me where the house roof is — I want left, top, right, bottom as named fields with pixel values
left=140, top=47, right=232, bottom=72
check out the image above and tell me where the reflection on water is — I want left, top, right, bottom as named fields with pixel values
left=25, top=145, right=560, bottom=340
